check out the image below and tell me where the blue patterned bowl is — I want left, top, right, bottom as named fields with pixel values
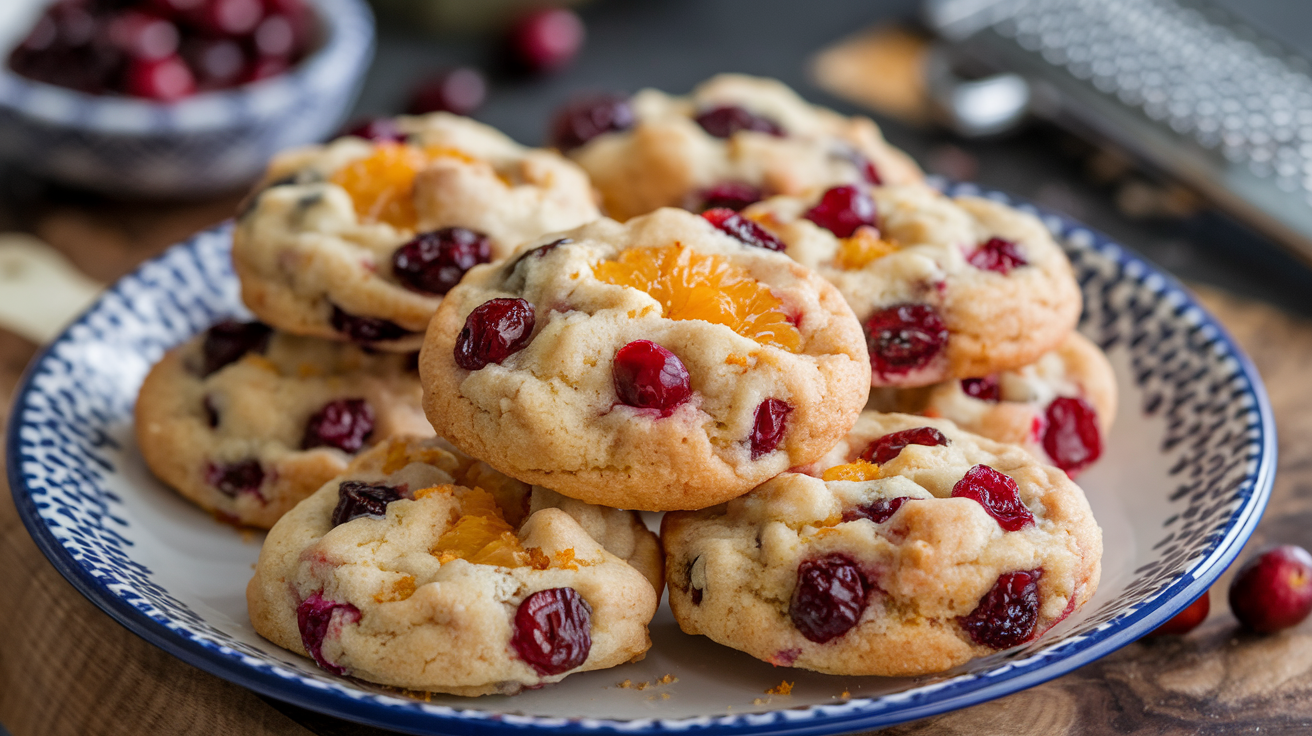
left=0, top=0, right=373, bottom=198
left=6, top=185, right=1275, bottom=734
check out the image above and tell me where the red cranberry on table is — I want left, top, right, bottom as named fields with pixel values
left=407, top=67, right=487, bottom=116
left=507, top=7, right=585, bottom=74
left=1228, top=545, right=1312, bottom=634
left=1147, top=591, right=1210, bottom=637
left=612, top=340, right=692, bottom=416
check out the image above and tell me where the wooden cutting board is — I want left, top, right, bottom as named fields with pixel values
left=3, top=218, right=1312, bottom=734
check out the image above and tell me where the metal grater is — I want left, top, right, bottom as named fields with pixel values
left=925, top=0, right=1312, bottom=263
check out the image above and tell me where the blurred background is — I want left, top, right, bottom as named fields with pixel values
left=2, top=0, right=1312, bottom=319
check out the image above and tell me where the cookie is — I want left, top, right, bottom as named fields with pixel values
left=419, top=207, right=871, bottom=511
left=552, top=74, right=922, bottom=221
left=246, top=435, right=662, bottom=696
left=233, top=113, right=601, bottom=352
left=663, top=412, right=1102, bottom=677
left=135, top=320, right=433, bottom=528
left=742, top=182, right=1082, bottom=386
left=899, top=332, right=1117, bottom=477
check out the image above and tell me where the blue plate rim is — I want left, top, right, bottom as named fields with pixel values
left=6, top=185, right=1277, bottom=735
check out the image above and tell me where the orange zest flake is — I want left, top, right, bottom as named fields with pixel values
left=835, top=227, right=898, bottom=270
left=821, top=460, right=883, bottom=482
left=594, top=244, right=801, bottom=353
left=414, top=484, right=456, bottom=500
left=526, top=547, right=551, bottom=570
left=382, top=440, right=414, bottom=474
left=725, top=354, right=751, bottom=367
left=374, top=575, right=417, bottom=603
left=329, top=144, right=477, bottom=230
left=766, top=681, right=794, bottom=696
left=553, top=548, right=579, bottom=570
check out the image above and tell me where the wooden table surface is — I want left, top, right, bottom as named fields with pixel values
left=4, top=201, right=1312, bottom=736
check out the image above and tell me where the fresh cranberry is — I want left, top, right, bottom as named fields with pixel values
left=695, top=182, right=763, bottom=212
left=843, top=496, right=911, bottom=524
left=702, top=208, right=785, bottom=252
left=329, top=305, right=413, bottom=345
left=952, top=464, right=1034, bottom=531
left=694, top=105, right=784, bottom=138
left=803, top=185, right=877, bottom=239
left=960, top=570, right=1042, bottom=649
left=1229, top=545, right=1312, bottom=634
left=200, top=319, right=272, bottom=377
left=1042, top=397, right=1102, bottom=474
left=252, top=13, right=295, bottom=57
left=407, top=67, right=486, bottom=116
left=453, top=298, right=536, bottom=370
left=302, top=398, right=375, bottom=453
left=195, top=0, right=264, bottom=37
left=962, top=376, right=1001, bottom=402
left=391, top=227, right=492, bottom=295
left=1148, top=591, right=1210, bottom=637
left=240, top=55, right=288, bottom=83
left=508, top=7, right=585, bottom=74
left=859, top=426, right=950, bottom=465
left=549, top=94, right=634, bottom=152
left=511, top=588, right=593, bottom=675
left=296, top=592, right=360, bottom=675
left=124, top=54, right=195, bottom=100
left=968, top=237, right=1028, bottom=275
left=789, top=554, right=869, bottom=643
left=835, top=145, right=882, bottom=185
left=612, top=340, right=692, bottom=415
left=330, top=480, right=404, bottom=527
left=107, top=11, right=179, bottom=61
left=183, top=36, right=243, bottom=88
left=749, top=398, right=791, bottom=460
left=205, top=459, right=263, bottom=497
left=864, top=304, right=948, bottom=378
left=342, top=117, right=406, bottom=143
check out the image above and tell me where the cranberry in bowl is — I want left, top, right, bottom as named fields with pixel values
left=0, top=0, right=374, bottom=197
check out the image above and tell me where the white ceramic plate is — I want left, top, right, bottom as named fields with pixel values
left=7, top=185, right=1275, bottom=734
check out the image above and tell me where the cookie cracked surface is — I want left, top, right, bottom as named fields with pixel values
left=662, top=412, right=1102, bottom=677
left=233, top=113, right=600, bottom=352
left=562, top=74, right=922, bottom=221
left=135, top=321, right=433, bottom=528
left=743, top=183, right=1082, bottom=386
left=247, top=436, right=662, bottom=695
left=419, top=207, right=871, bottom=511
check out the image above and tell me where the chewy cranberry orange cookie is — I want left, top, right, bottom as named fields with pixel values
left=663, top=412, right=1102, bottom=677
left=419, top=207, right=871, bottom=511
left=906, top=332, right=1117, bottom=477
left=552, top=74, right=921, bottom=221
left=247, top=436, right=662, bottom=695
left=741, top=182, right=1082, bottom=387
left=233, top=113, right=600, bottom=351
left=136, top=320, right=433, bottom=528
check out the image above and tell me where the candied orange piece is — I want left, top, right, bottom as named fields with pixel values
left=374, top=575, right=417, bottom=603
left=822, top=460, right=883, bottom=482
left=456, top=486, right=506, bottom=521
left=595, top=244, right=801, bottom=352
left=435, top=514, right=518, bottom=558
left=329, top=144, right=479, bottom=230
left=835, top=227, right=898, bottom=270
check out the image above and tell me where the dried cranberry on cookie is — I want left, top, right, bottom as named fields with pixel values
left=246, top=436, right=662, bottom=695
left=233, top=113, right=600, bottom=351
left=552, top=74, right=921, bottom=221
left=905, top=332, right=1117, bottom=477
left=135, top=320, right=434, bottom=529
left=419, top=207, right=871, bottom=511
left=742, top=182, right=1081, bottom=387
left=662, top=412, right=1102, bottom=676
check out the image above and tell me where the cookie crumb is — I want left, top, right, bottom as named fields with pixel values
left=661, top=692, right=670, bottom=700
left=841, top=689, right=851, bottom=699
left=636, top=681, right=650, bottom=691
left=618, top=679, right=633, bottom=689
left=766, top=681, right=793, bottom=696
left=752, top=698, right=768, bottom=706
left=656, top=674, right=678, bottom=685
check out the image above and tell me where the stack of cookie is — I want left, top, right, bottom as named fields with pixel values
left=136, top=74, right=1106, bottom=696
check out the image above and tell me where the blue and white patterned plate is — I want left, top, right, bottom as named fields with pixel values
left=6, top=186, right=1275, bottom=735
